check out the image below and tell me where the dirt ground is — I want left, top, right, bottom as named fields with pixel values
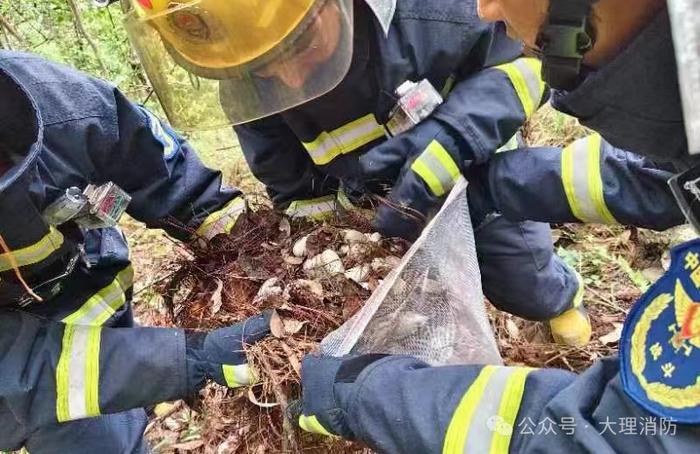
left=122, top=210, right=693, bottom=454
left=117, top=108, right=693, bottom=453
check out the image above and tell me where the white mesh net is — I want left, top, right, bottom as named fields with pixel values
left=322, top=178, right=502, bottom=365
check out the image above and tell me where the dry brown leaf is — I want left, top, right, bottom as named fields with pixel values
left=261, top=242, right=277, bottom=251
left=210, top=279, right=224, bottom=315
left=599, top=323, right=624, bottom=345
left=282, top=253, right=305, bottom=266
left=270, top=310, right=285, bottom=338
left=171, top=439, right=204, bottom=450
left=247, top=387, right=279, bottom=408
left=153, top=401, right=180, bottom=418
left=279, top=217, right=291, bottom=238
left=280, top=342, right=302, bottom=377
left=283, top=319, right=307, bottom=335
left=505, top=319, right=520, bottom=339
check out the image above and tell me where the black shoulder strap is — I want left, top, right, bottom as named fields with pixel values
left=536, top=0, right=597, bottom=90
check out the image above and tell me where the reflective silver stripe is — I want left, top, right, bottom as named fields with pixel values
left=303, top=114, right=386, bottom=165
left=462, top=367, right=515, bottom=453
left=494, top=58, right=544, bottom=117
left=513, top=59, right=542, bottom=115
left=561, top=135, right=617, bottom=224
left=62, top=266, right=133, bottom=326
left=496, top=134, right=520, bottom=153
left=411, top=140, right=461, bottom=197
left=286, top=196, right=338, bottom=220
left=222, top=364, right=254, bottom=387
left=56, top=325, right=102, bottom=422
left=68, top=326, right=89, bottom=418
left=421, top=150, right=456, bottom=190
left=443, top=366, right=533, bottom=454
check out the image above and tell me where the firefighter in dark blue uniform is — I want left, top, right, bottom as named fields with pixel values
left=287, top=1, right=700, bottom=452
left=123, top=0, right=607, bottom=347
left=0, top=52, right=271, bottom=453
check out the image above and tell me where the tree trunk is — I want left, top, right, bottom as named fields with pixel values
left=0, top=13, right=23, bottom=47
left=64, top=0, right=108, bottom=73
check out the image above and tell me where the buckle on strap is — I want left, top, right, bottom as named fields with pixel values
left=14, top=250, right=82, bottom=307
left=670, top=163, right=700, bottom=234
left=536, top=0, right=596, bottom=90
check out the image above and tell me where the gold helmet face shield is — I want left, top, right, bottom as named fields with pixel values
left=124, top=0, right=355, bottom=129
left=667, top=0, right=700, bottom=154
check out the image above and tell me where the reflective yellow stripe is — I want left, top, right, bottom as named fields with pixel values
left=496, top=134, right=520, bottom=154
left=336, top=190, right=356, bottom=211
left=62, top=266, right=134, bottom=326
left=0, top=226, right=64, bottom=272
left=488, top=369, right=532, bottom=454
left=561, top=140, right=581, bottom=220
left=56, top=324, right=73, bottom=422
left=412, top=159, right=444, bottom=196
left=561, top=134, right=618, bottom=224
left=443, top=366, right=534, bottom=454
left=299, top=414, right=334, bottom=437
left=494, top=58, right=544, bottom=118
left=444, top=366, right=497, bottom=454
left=303, top=114, right=386, bottom=166
left=286, top=195, right=338, bottom=221
left=222, top=364, right=255, bottom=388
left=56, top=325, right=102, bottom=422
left=196, top=197, right=246, bottom=240
left=411, top=140, right=461, bottom=197
left=586, top=135, right=617, bottom=224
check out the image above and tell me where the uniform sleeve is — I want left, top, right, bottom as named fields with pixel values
left=234, top=116, right=340, bottom=212
left=394, top=55, right=547, bottom=209
left=0, top=311, right=188, bottom=437
left=301, top=355, right=699, bottom=454
left=432, top=55, right=547, bottom=166
left=93, top=88, right=245, bottom=241
left=484, top=134, right=685, bottom=230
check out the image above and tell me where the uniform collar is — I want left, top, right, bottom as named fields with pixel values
left=550, top=9, right=689, bottom=166
left=363, top=0, right=397, bottom=36
left=552, top=9, right=682, bottom=122
left=0, top=65, right=43, bottom=192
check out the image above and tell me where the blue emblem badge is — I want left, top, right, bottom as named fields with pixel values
left=621, top=239, right=700, bottom=423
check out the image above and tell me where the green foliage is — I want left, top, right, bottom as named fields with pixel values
left=0, top=0, right=247, bottom=181
left=557, top=243, right=651, bottom=293
left=612, top=254, right=651, bottom=293
left=1, top=1, right=137, bottom=90
left=525, top=103, right=591, bottom=147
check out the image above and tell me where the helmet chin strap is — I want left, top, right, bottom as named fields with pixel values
left=536, top=0, right=597, bottom=91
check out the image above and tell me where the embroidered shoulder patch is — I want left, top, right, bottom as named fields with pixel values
left=621, top=239, right=700, bottom=423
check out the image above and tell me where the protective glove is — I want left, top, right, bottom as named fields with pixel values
left=195, top=196, right=248, bottom=242
left=360, top=119, right=470, bottom=240
left=291, top=353, right=390, bottom=438
left=184, top=311, right=272, bottom=393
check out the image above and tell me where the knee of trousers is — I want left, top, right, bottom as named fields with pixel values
left=477, top=220, right=580, bottom=321
left=485, top=256, right=580, bottom=321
